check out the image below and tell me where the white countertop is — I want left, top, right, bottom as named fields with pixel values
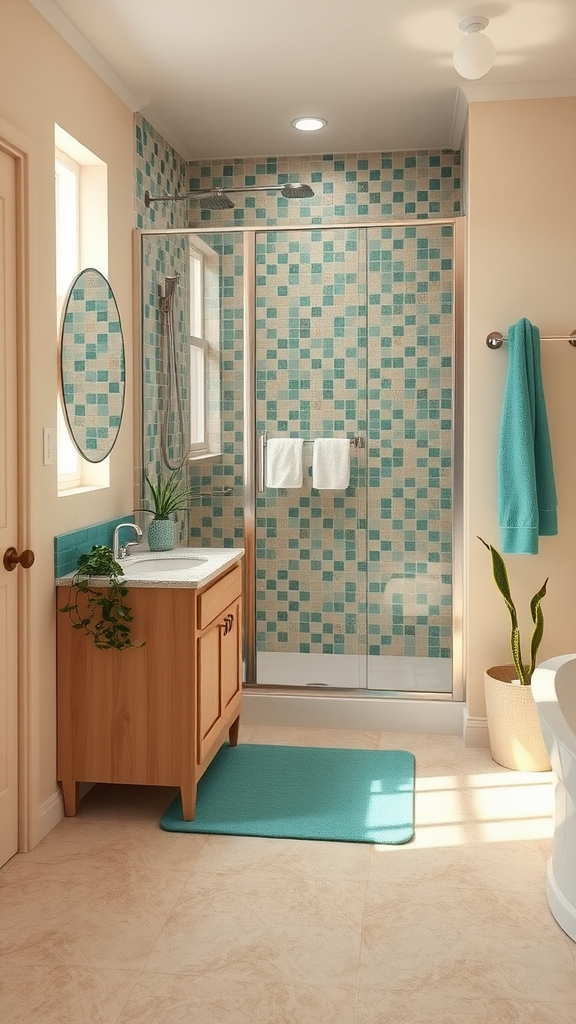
left=56, top=547, right=244, bottom=589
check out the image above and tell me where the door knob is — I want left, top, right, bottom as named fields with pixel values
left=3, top=547, right=35, bottom=572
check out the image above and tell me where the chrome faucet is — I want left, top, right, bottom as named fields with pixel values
left=113, top=522, right=143, bottom=560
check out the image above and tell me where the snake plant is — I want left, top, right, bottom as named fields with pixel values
left=479, top=537, right=547, bottom=685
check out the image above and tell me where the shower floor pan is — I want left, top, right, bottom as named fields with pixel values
left=255, top=653, right=452, bottom=693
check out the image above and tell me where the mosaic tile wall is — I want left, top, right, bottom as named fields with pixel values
left=252, top=225, right=453, bottom=658
left=134, top=116, right=189, bottom=231
left=186, top=150, right=460, bottom=227
left=135, top=123, right=460, bottom=662
left=135, top=117, right=195, bottom=544
left=365, top=225, right=453, bottom=659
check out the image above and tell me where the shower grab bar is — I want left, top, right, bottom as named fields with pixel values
left=486, top=329, right=576, bottom=349
left=191, top=487, right=234, bottom=498
left=262, top=436, right=365, bottom=448
left=257, top=434, right=365, bottom=494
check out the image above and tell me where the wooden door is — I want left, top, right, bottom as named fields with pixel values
left=0, top=146, right=19, bottom=868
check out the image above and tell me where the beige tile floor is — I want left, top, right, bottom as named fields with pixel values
left=1, top=725, right=575, bottom=1023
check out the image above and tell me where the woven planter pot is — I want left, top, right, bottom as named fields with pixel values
left=147, top=518, right=175, bottom=552
left=484, top=665, right=551, bottom=772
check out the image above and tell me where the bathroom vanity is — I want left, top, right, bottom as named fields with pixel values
left=56, top=548, right=243, bottom=820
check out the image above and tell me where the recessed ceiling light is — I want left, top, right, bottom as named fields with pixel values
left=291, top=117, right=327, bottom=132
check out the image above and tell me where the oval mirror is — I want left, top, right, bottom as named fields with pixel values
left=59, top=268, right=126, bottom=463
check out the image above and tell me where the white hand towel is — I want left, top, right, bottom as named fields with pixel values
left=265, top=438, right=304, bottom=488
left=312, top=438, right=351, bottom=490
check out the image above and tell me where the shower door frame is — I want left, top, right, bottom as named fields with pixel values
left=135, top=216, right=465, bottom=703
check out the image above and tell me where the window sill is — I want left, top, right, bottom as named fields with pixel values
left=57, top=483, right=109, bottom=497
left=187, top=451, right=223, bottom=464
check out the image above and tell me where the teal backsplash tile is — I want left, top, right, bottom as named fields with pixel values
left=54, top=515, right=135, bottom=577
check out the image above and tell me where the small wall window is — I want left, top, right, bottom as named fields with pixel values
left=188, top=239, right=221, bottom=461
left=55, top=126, right=109, bottom=494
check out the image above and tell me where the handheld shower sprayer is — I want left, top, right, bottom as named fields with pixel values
left=159, top=274, right=187, bottom=471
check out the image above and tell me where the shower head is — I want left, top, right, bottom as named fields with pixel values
left=280, top=183, right=314, bottom=199
left=145, top=181, right=315, bottom=209
left=198, top=190, right=235, bottom=210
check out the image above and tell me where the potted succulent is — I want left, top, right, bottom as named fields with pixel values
left=136, top=469, right=195, bottom=551
left=479, top=537, right=550, bottom=771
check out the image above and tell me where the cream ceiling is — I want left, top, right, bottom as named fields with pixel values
left=31, top=0, right=576, bottom=159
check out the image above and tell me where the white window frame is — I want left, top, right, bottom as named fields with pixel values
left=189, top=245, right=209, bottom=454
left=55, top=127, right=110, bottom=494
left=55, top=150, right=82, bottom=489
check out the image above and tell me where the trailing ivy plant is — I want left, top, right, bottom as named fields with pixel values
left=59, top=545, right=144, bottom=651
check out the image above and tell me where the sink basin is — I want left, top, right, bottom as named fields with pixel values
left=121, top=556, right=208, bottom=577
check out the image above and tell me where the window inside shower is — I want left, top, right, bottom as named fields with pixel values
left=189, top=246, right=207, bottom=452
left=138, top=220, right=462, bottom=698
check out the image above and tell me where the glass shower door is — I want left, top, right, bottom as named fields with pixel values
left=365, top=224, right=455, bottom=694
left=254, top=228, right=369, bottom=688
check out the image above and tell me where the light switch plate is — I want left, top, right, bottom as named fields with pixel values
left=43, top=427, right=55, bottom=466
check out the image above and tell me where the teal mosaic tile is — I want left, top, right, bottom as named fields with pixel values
left=54, top=515, right=135, bottom=577
left=186, top=150, right=460, bottom=228
left=134, top=115, right=189, bottom=230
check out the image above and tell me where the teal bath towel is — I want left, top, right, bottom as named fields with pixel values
left=498, top=318, right=557, bottom=554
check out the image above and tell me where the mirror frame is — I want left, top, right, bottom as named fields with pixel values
left=59, top=267, right=126, bottom=464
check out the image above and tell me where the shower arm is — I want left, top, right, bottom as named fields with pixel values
left=145, top=185, right=308, bottom=205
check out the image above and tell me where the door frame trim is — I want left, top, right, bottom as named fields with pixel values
left=0, top=117, right=35, bottom=852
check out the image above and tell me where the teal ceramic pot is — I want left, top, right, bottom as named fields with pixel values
left=148, top=518, right=174, bottom=551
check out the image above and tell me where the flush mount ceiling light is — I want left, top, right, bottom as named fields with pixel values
left=291, top=117, right=327, bottom=132
left=453, top=16, right=495, bottom=80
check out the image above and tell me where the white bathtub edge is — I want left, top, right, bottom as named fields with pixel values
left=547, top=859, right=576, bottom=943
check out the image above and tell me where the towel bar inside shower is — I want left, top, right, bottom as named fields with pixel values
left=486, top=329, right=576, bottom=349
left=257, top=435, right=365, bottom=493
left=262, top=436, right=365, bottom=448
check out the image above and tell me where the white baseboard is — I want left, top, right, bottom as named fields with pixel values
left=463, top=711, right=490, bottom=747
left=39, top=789, right=64, bottom=841
left=39, top=782, right=95, bottom=842
left=243, top=691, right=464, bottom=735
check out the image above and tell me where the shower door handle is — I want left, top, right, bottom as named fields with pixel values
left=257, top=433, right=266, bottom=493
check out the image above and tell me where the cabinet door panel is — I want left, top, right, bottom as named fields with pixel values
left=197, top=626, right=221, bottom=762
left=221, top=599, right=241, bottom=710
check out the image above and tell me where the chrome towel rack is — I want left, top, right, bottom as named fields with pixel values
left=486, top=329, right=576, bottom=349
left=261, top=435, right=365, bottom=448
left=257, top=434, right=365, bottom=493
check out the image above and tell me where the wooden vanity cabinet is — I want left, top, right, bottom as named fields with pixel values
left=57, top=559, right=243, bottom=821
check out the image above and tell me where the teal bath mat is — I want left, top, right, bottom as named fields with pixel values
left=160, top=744, right=415, bottom=844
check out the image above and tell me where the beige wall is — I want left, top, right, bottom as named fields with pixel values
left=0, top=0, right=134, bottom=837
left=466, top=98, right=576, bottom=720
